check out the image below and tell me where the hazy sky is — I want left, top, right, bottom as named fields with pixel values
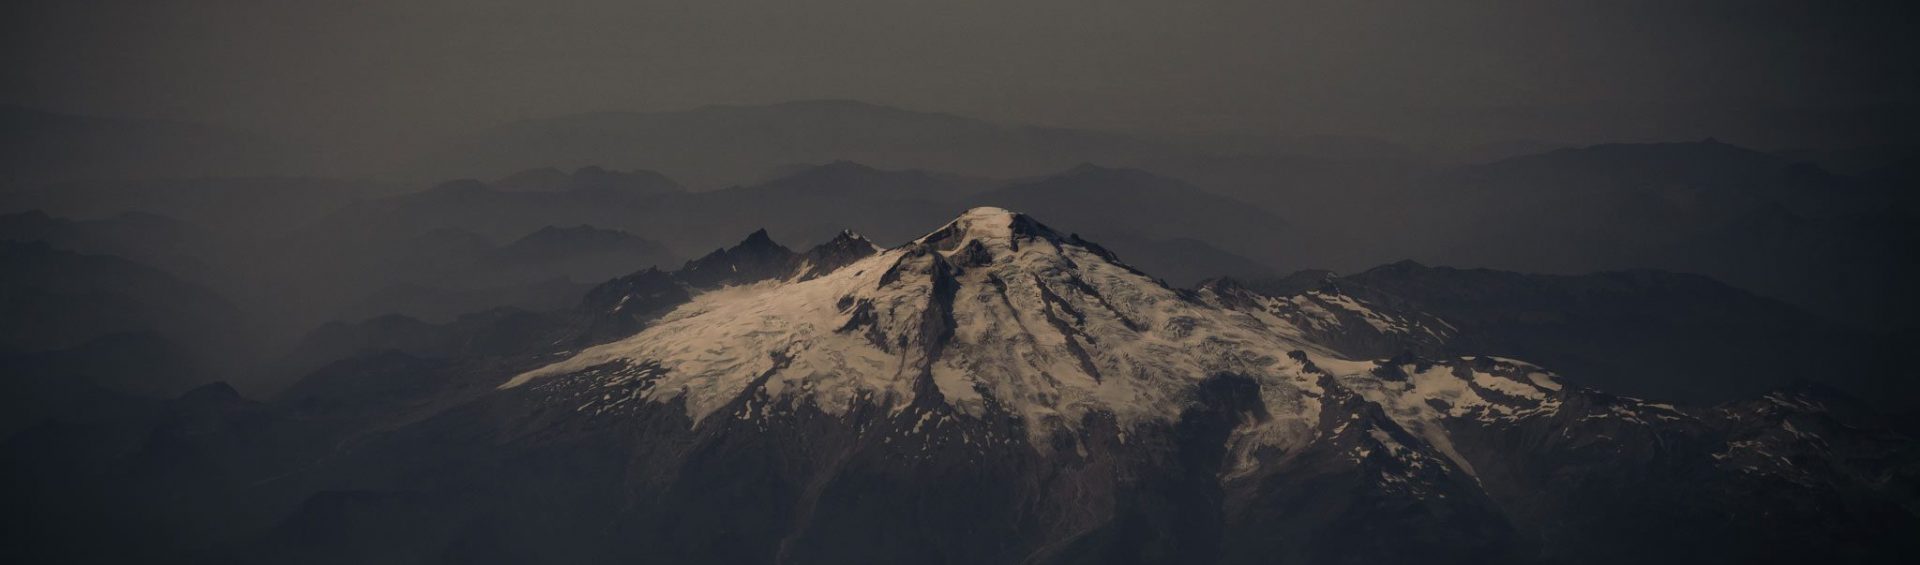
left=4, top=0, right=1912, bottom=150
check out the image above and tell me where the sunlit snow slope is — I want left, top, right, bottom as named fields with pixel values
left=507, top=208, right=1587, bottom=465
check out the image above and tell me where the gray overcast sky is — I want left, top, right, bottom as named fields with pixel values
left=4, top=0, right=1913, bottom=150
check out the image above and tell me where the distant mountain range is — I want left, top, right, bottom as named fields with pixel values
left=6, top=100, right=1913, bottom=326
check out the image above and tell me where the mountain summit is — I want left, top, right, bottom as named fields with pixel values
left=505, top=207, right=1379, bottom=444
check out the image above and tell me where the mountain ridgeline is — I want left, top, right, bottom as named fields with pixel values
left=7, top=101, right=1913, bottom=333
left=5, top=209, right=1912, bottom=564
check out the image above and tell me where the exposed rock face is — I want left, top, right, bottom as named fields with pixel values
left=578, top=267, right=688, bottom=341
left=576, top=228, right=880, bottom=343
left=794, top=230, right=880, bottom=281
left=675, top=228, right=798, bottom=288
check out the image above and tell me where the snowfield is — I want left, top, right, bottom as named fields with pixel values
left=511, top=208, right=1653, bottom=460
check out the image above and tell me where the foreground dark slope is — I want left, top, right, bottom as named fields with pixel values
left=4, top=210, right=1916, bottom=565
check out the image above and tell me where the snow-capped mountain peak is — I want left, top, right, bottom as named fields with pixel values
left=506, top=208, right=1741, bottom=485
left=915, top=206, right=1046, bottom=249
left=503, top=208, right=1487, bottom=453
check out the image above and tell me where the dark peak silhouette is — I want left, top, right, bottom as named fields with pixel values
left=738, top=228, right=779, bottom=250
left=579, top=226, right=871, bottom=339
left=795, top=229, right=881, bottom=281
left=817, top=228, right=874, bottom=248
left=676, top=228, right=797, bottom=288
